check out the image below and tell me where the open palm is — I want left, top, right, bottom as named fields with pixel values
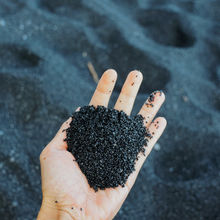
left=38, top=70, right=166, bottom=220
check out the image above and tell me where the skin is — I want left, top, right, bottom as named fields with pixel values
left=37, top=69, right=167, bottom=220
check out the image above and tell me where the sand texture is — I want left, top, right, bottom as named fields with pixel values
left=0, top=0, right=219, bottom=219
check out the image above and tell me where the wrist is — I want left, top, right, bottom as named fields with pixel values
left=37, top=204, right=59, bottom=220
left=37, top=200, right=76, bottom=220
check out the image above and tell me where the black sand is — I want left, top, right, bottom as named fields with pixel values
left=65, top=105, right=148, bottom=191
left=0, top=0, right=219, bottom=219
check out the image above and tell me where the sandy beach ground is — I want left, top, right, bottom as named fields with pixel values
left=0, top=0, right=219, bottom=219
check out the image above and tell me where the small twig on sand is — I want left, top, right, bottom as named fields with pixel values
left=87, top=61, right=99, bottom=84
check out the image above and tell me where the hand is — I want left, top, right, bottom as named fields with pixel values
left=37, top=69, right=167, bottom=220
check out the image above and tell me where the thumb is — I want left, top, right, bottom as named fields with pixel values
left=48, top=107, right=80, bottom=150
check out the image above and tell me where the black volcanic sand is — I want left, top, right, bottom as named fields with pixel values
left=0, top=0, right=219, bottom=219
left=65, top=105, right=149, bottom=191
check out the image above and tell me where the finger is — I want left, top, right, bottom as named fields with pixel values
left=139, top=91, right=165, bottom=128
left=114, top=70, right=143, bottom=115
left=89, top=69, right=117, bottom=107
left=126, top=117, right=167, bottom=189
left=75, top=107, right=80, bottom=112
left=48, top=107, right=80, bottom=150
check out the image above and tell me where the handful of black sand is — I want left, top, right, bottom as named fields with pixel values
left=65, top=105, right=150, bottom=191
